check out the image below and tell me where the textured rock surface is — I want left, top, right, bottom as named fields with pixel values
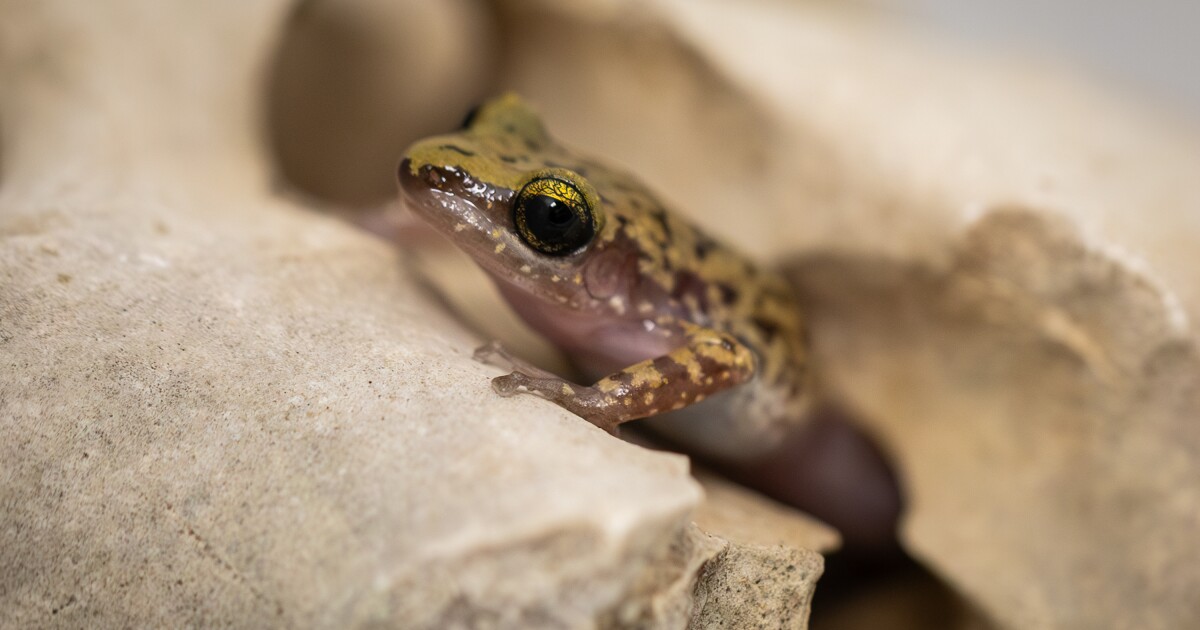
left=491, top=0, right=1200, bottom=627
left=0, top=1, right=827, bottom=628
left=686, top=474, right=833, bottom=629
left=690, top=541, right=823, bottom=630
left=691, top=471, right=838, bottom=553
left=7, top=0, right=1200, bottom=627
left=789, top=210, right=1200, bottom=628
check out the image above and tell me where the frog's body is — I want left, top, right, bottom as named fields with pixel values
left=399, top=94, right=811, bottom=455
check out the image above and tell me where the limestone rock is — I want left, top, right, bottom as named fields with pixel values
left=489, top=0, right=1200, bottom=627
left=690, top=541, right=822, bottom=630
left=9, top=0, right=1199, bottom=626
left=691, top=471, right=838, bottom=554
left=0, top=1, right=825, bottom=628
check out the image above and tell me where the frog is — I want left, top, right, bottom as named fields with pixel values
left=397, top=93, right=812, bottom=458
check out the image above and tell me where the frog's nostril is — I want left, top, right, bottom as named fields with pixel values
left=422, top=167, right=447, bottom=187
left=397, top=159, right=441, bottom=197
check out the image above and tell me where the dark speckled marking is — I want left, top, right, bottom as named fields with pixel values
left=752, top=316, right=781, bottom=341
left=650, top=208, right=673, bottom=242
left=717, top=283, right=738, bottom=304
left=694, top=239, right=717, bottom=260
left=439, top=144, right=475, bottom=156
left=671, top=271, right=708, bottom=309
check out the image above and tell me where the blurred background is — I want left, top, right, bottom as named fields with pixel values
left=268, top=0, right=1200, bottom=211
left=888, top=0, right=1200, bottom=114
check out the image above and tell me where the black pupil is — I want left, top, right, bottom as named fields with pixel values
left=547, top=203, right=573, bottom=225
left=521, top=194, right=592, bottom=255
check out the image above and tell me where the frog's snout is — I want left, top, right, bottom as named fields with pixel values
left=397, top=157, right=488, bottom=236
left=397, top=158, right=416, bottom=193
left=396, top=158, right=449, bottom=226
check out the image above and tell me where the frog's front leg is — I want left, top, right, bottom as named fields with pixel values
left=476, top=329, right=757, bottom=435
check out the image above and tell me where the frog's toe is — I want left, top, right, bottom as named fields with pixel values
left=475, top=342, right=561, bottom=380
left=473, top=340, right=510, bottom=367
left=491, top=372, right=528, bottom=396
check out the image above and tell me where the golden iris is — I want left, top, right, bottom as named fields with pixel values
left=513, top=173, right=597, bottom=256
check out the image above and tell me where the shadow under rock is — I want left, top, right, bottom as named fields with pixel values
left=811, top=553, right=995, bottom=630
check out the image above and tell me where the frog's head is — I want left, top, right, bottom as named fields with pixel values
left=400, top=94, right=639, bottom=314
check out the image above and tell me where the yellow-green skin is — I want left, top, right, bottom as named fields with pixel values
left=399, top=94, right=810, bottom=455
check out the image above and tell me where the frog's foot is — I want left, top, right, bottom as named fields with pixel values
left=489, top=370, right=621, bottom=436
left=479, top=328, right=759, bottom=438
left=472, top=340, right=559, bottom=380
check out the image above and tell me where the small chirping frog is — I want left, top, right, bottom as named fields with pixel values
left=398, top=94, right=812, bottom=457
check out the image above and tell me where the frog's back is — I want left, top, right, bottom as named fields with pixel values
left=574, top=153, right=808, bottom=396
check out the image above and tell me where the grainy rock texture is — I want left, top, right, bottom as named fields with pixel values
left=0, top=1, right=826, bottom=628
left=690, top=542, right=822, bottom=630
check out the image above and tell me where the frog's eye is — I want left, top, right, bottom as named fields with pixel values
left=513, top=175, right=597, bottom=256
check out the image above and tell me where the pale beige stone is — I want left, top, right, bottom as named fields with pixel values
left=689, top=540, right=823, bottom=630
left=0, top=1, right=830, bottom=628
left=691, top=471, right=839, bottom=554
left=12, top=0, right=1199, bottom=627
left=606, top=522, right=825, bottom=630
left=0, top=2, right=744, bottom=628
left=494, top=0, right=1200, bottom=627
